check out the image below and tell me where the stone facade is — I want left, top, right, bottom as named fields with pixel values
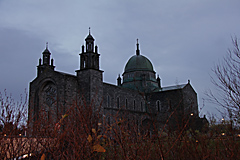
left=28, top=31, right=206, bottom=133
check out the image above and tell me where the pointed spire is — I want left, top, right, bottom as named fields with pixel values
left=136, top=39, right=140, bottom=56
left=43, top=42, right=50, bottom=54
left=39, top=58, right=42, bottom=66
left=51, top=58, right=54, bottom=66
left=85, top=27, right=94, bottom=40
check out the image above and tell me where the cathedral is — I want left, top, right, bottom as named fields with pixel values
left=28, top=30, right=206, bottom=132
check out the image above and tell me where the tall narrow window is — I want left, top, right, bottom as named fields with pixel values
left=141, top=101, right=143, bottom=111
left=142, top=102, right=146, bottom=112
left=156, top=100, right=161, bottom=112
left=125, top=99, right=128, bottom=109
left=117, top=97, right=120, bottom=108
left=92, top=55, right=95, bottom=67
left=83, top=61, right=86, bottom=68
left=133, top=100, right=136, bottom=110
left=168, top=100, right=172, bottom=111
left=107, top=95, right=110, bottom=108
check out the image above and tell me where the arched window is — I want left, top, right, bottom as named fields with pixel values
left=40, top=82, right=57, bottom=122
left=89, top=43, right=92, bottom=50
left=156, top=100, right=161, bottom=112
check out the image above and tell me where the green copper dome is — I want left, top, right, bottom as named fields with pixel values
left=121, top=40, right=159, bottom=93
left=124, top=55, right=154, bottom=73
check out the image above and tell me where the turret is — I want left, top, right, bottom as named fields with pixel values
left=85, top=28, right=95, bottom=53
left=157, top=75, right=161, bottom=88
left=117, top=74, right=122, bottom=86
left=42, top=42, right=51, bottom=65
left=37, top=42, right=55, bottom=76
left=79, top=28, right=100, bottom=70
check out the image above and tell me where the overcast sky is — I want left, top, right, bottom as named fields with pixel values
left=0, top=0, right=240, bottom=119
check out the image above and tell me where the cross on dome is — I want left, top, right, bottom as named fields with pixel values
left=136, top=39, right=140, bottom=55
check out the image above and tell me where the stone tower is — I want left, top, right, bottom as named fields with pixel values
left=76, top=29, right=103, bottom=108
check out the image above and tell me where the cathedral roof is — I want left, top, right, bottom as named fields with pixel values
left=85, top=34, right=94, bottom=40
left=124, top=40, right=154, bottom=73
left=160, top=84, right=187, bottom=91
left=43, top=48, right=51, bottom=54
left=124, top=54, right=154, bottom=73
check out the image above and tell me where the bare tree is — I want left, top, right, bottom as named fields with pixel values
left=0, top=90, right=30, bottom=159
left=0, top=90, right=28, bottom=135
left=207, top=37, right=240, bottom=124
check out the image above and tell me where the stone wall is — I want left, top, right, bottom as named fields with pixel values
left=28, top=69, right=79, bottom=132
left=102, top=83, right=147, bottom=125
